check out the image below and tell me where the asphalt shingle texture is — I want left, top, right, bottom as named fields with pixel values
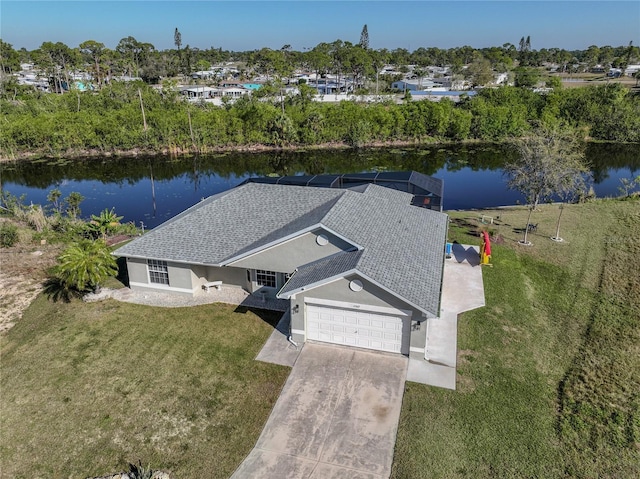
left=322, top=187, right=447, bottom=316
left=279, top=250, right=363, bottom=296
left=115, top=182, right=448, bottom=316
left=115, top=184, right=343, bottom=265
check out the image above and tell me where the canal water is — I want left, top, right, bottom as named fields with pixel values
left=1, top=143, right=638, bottom=229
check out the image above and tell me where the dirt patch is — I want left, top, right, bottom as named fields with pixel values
left=457, top=349, right=480, bottom=364
left=0, top=272, right=44, bottom=333
left=456, top=373, right=477, bottom=394
left=0, top=233, right=61, bottom=333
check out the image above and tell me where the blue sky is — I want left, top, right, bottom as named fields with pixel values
left=2, top=1, right=639, bottom=52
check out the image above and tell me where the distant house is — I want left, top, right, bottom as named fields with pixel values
left=308, top=77, right=352, bottom=95
left=221, top=86, right=246, bottom=98
left=191, top=70, right=217, bottom=80
left=16, top=69, right=49, bottom=91
left=391, top=79, right=451, bottom=92
left=113, top=176, right=448, bottom=359
left=220, top=80, right=245, bottom=88
left=178, top=85, right=251, bottom=102
left=180, top=86, right=218, bottom=100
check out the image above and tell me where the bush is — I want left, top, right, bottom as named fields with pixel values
left=346, top=120, right=372, bottom=148
left=0, top=222, right=19, bottom=247
left=53, top=239, right=118, bottom=293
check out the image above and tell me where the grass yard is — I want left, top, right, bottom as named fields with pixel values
left=0, top=299, right=289, bottom=478
left=2, top=198, right=638, bottom=479
left=392, top=198, right=640, bottom=478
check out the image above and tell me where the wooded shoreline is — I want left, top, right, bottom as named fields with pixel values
left=0, top=138, right=488, bottom=163
left=2, top=83, right=639, bottom=162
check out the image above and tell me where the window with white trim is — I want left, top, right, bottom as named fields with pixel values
left=148, top=259, right=169, bottom=285
left=256, top=269, right=277, bottom=288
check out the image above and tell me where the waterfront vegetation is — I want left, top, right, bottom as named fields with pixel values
left=0, top=192, right=137, bottom=302
left=1, top=81, right=639, bottom=160
left=0, top=190, right=138, bottom=244
left=1, top=197, right=638, bottom=478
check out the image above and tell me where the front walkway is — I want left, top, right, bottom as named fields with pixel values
left=255, top=311, right=301, bottom=367
left=87, top=285, right=288, bottom=311
left=406, top=243, right=485, bottom=389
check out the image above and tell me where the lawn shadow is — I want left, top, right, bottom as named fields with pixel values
left=42, top=277, right=81, bottom=303
left=233, top=305, right=284, bottom=328
left=450, top=217, right=482, bottom=238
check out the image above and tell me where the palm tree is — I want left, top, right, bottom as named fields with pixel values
left=54, top=239, right=118, bottom=293
left=88, top=208, right=123, bottom=240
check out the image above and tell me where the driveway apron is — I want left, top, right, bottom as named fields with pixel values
left=231, top=343, right=408, bottom=479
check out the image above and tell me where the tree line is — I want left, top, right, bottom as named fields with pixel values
left=1, top=79, right=638, bottom=159
left=1, top=34, right=639, bottom=88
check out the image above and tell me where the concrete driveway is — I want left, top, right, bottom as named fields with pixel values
left=231, top=343, right=408, bottom=479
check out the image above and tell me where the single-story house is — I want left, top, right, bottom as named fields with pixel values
left=625, top=64, right=640, bottom=76
left=191, top=70, right=217, bottom=80
left=221, top=86, right=246, bottom=98
left=113, top=181, right=448, bottom=359
left=180, top=86, right=218, bottom=99
left=391, top=79, right=440, bottom=91
left=307, top=78, right=353, bottom=95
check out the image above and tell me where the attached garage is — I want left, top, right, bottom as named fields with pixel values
left=305, top=299, right=411, bottom=355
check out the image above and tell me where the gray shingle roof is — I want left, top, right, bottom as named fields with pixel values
left=359, top=183, right=414, bottom=204
left=321, top=188, right=447, bottom=316
left=114, top=182, right=448, bottom=316
left=279, top=250, right=363, bottom=296
left=114, top=183, right=343, bottom=265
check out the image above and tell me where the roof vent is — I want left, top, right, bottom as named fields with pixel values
left=349, top=280, right=363, bottom=292
left=316, top=234, right=329, bottom=246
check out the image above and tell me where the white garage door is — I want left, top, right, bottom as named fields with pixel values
left=306, top=301, right=410, bottom=354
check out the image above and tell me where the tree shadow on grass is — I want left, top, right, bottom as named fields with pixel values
left=42, top=277, right=83, bottom=303
left=450, top=217, right=481, bottom=238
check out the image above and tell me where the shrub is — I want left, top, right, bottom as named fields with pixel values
left=0, top=222, right=19, bottom=247
left=53, top=239, right=118, bottom=293
left=128, top=461, right=154, bottom=479
left=346, top=120, right=372, bottom=148
left=25, top=205, right=48, bottom=232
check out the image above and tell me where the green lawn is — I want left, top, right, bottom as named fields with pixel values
left=2, top=199, right=638, bottom=479
left=0, top=300, right=289, bottom=478
left=392, top=199, right=640, bottom=478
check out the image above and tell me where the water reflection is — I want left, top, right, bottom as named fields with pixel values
left=1, top=144, right=638, bottom=229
